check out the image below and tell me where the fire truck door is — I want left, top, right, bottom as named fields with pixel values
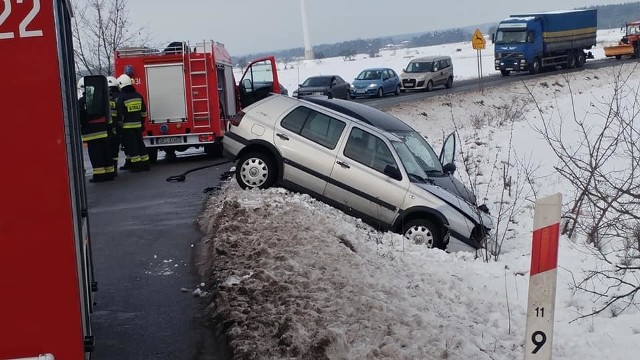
left=239, top=56, right=281, bottom=108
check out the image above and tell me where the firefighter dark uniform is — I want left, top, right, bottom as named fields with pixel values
left=116, top=74, right=150, bottom=172
left=107, top=76, right=122, bottom=175
left=79, top=82, right=115, bottom=182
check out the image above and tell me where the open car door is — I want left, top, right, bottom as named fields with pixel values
left=439, top=131, right=457, bottom=168
left=239, top=56, right=281, bottom=108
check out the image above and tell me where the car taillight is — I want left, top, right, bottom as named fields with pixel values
left=230, top=111, right=245, bottom=127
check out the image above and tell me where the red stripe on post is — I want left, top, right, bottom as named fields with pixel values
left=530, top=223, right=560, bottom=275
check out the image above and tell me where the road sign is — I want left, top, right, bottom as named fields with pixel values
left=472, top=29, right=486, bottom=50
left=524, top=193, right=562, bottom=360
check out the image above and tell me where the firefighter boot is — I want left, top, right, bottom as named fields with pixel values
left=120, top=159, right=132, bottom=171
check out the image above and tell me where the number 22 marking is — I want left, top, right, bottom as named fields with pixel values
left=0, top=0, right=43, bottom=40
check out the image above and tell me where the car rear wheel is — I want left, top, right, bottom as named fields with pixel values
left=403, top=219, right=445, bottom=250
left=395, top=84, right=401, bottom=96
left=236, top=152, right=277, bottom=189
left=377, top=88, right=384, bottom=98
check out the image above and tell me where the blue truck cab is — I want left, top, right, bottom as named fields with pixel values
left=494, top=9, right=597, bottom=76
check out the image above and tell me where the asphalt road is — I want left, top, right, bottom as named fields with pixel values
left=87, top=153, right=233, bottom=360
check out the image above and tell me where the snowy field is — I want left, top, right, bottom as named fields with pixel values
left=199, top=30, right=640, bottom=359
left=235, top=28, right=627, bottom=95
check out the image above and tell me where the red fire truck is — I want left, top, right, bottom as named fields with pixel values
left=1, top=0, right=104, bottom=358
left=113, top=41, right=282, bottom=161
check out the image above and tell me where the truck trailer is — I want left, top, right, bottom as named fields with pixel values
left=494, top=9, right=597, bottom=76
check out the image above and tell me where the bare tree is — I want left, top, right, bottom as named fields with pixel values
left=525, top=66, right=640, bottom=320
left=447, top=95, right=539, bottom=261
left=72, top=0, right=150, bottom=77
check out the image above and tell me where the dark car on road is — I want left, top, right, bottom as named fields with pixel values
left=293, top=75, right=351, bottom=100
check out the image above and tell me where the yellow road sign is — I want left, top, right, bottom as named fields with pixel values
left=472, top=29, right=486, bottom=50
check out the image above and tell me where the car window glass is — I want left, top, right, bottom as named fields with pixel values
left=344, top=127, right=397, bottom=174
left=281, top=106, right=311, bottom=134
left=297, top=110, right=346, bottom=149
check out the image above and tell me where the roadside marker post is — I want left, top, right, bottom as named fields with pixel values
left=524, top=193, right=562, bottom=360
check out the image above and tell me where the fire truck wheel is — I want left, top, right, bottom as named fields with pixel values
left=236, top=152, right=277, bottom=189
left=204, top=143, right=223, bottom=158
left=147, top=148, right=158, bottom=163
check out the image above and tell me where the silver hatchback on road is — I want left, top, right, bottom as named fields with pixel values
left=223, top=95, right=492, bottom=251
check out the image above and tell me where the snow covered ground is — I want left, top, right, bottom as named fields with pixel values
left=200, top=31, right=640, bottom=359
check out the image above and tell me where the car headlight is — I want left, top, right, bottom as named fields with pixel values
left=368, top=83, right=378, bottom=88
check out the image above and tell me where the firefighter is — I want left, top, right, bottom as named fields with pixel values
left=107, top=76, right=122, bottom=175
left=78, top=77, right=116, bottom=182
left=116, top=74, right=150, bottom=172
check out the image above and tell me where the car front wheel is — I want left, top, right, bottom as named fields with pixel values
left=377, top=88, right=384, bottom=98
left=403, top=219, right=445, bottom=250
left=236, top=152, right=277, bottom=189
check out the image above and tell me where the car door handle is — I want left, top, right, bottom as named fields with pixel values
left=336, top=160, right=350, bottom=169
left=276, top=133, right=289, bottom=140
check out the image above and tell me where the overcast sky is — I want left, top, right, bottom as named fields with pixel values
left=127, top=0, right=626, bottom=56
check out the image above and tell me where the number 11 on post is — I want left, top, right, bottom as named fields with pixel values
left=524, top=193, right=561, bottom=359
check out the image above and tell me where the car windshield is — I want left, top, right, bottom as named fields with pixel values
left=495, top=30, right=527, bottom=44
left=390, top=130, right=443, bottom=180
left=405, top=61, right=434, bottom=73
left=356, top=70, right=382, bottom=81
left=302, top=77, right=331, bottom=87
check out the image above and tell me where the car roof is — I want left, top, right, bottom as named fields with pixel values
left=306, top=75, right=337, bottom=79
left=303, top=97, right=413, bottom=132
left=360, top=67, right=390, bottom=71
left=410, top=55, right=450, bottom=62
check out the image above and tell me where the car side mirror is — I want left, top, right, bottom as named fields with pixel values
left=442, top=162, right=456, bottom=175
left=298, top=84, right=302, bottom=87
left=491, top=33, right=495, bottom=44
left=433, top=67, right=439, bottom=72
left=383, top=165, right=402, bottom=181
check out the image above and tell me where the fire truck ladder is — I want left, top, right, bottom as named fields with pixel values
left=188, top=42, right=212, bottom=129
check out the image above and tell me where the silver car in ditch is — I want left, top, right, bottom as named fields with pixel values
left=223, top=95, right=492, bottom=251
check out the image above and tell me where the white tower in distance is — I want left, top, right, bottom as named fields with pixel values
left=300, top=0, right=314, bottom=60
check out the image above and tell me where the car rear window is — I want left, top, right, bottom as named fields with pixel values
left=281, top=106, right=346, bottom=149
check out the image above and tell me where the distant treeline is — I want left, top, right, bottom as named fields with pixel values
left=590, top=2, right=640, bottom=28
left=233, top=1, right=640, bottom=66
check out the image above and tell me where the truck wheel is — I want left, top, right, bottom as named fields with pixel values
left=530, top=58, right=541, bottom=74
left=403, top=219, right=445, bottom=250
left=500, top=70, right=510, bottom=76
left=147, top=148, right=158, bottom=163
left=567, top=51, right=576, bottom=69
left=204, top=143, right=223, bottom=158
left=236, top=152, right=277, bottom=189
left=576, top=52, right=586, bottom=68
left=635, top=45, right=640, bottom=59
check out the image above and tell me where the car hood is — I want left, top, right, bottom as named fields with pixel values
left=352, top=79, right=381, bottom=88
left=415, top=181, right=493, bottom=229
left=429, top=175, right=477, bottom=205
left=296, top=86, right=329, bottom=93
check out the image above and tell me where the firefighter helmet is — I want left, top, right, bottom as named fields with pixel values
left=107, top=76, right=118, bottom=88
left=117, top=74, right=132, bottom=88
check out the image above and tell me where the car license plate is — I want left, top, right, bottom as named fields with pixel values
left=505, top=67, right=513, bottom=70
left=356, top=90, right=365, bottom=94
left=156, top=136, right=182, bottom=145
